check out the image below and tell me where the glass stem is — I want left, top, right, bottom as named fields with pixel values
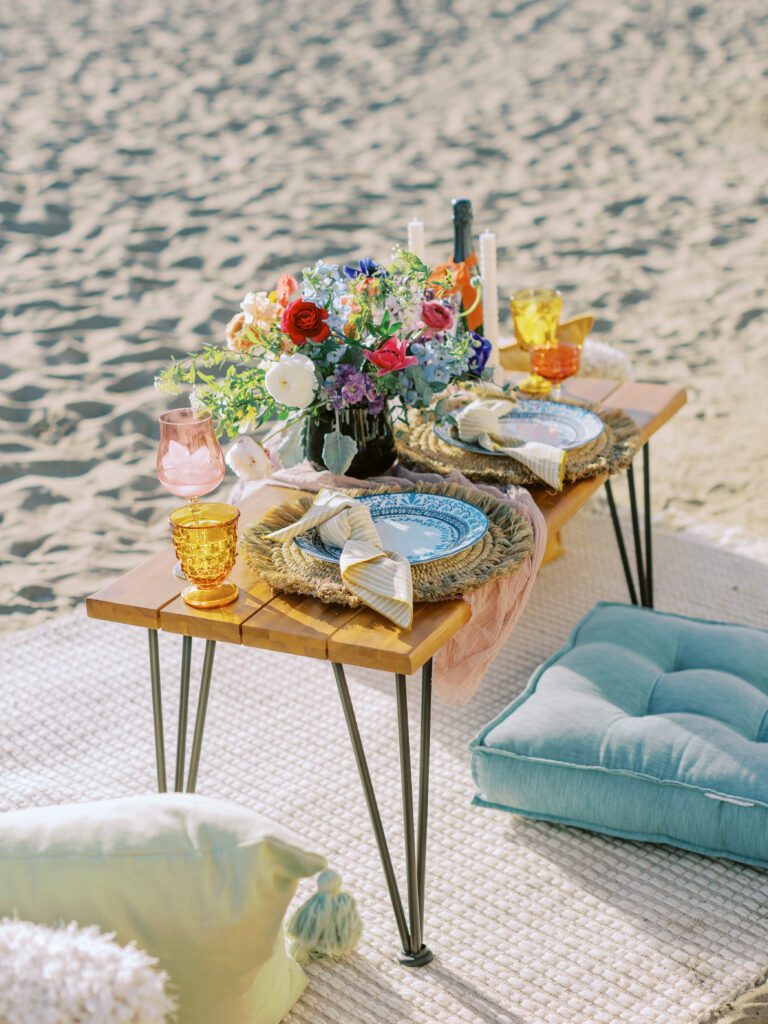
left=189, top=495, right=201, bottom=521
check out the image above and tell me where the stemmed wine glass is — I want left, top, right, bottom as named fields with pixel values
left=157, top=408, right=226, bottom=514
left=529, top=338, right=582, bottom=401
left=157, top=409, right=239, bottom=609
left=510, top=288, right=563, bottom=397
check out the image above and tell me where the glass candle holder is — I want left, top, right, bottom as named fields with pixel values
left=169, top=502, right=240, bottom=609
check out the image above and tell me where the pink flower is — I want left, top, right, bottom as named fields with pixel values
left=275, top=274, right=298, bottom=307
left=365, top=336, right=418, bottom=377
left=420, top=300, right=455, bottom=337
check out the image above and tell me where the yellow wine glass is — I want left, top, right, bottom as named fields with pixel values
left=510, top=288, right=563, bottom=396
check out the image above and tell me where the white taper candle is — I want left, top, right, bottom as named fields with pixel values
left=407, top=218, right=425, bottom=261
left=479, top=230, right=500, bottom=368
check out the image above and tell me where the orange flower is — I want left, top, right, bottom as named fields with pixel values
left=226, top=312, right=257, bottom=353
left=275, top=274, right=298, bottom=308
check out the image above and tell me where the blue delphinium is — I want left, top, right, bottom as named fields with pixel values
left=342, top=258, right=388, bottom=279
left=468, top=331, right=492, bottom=374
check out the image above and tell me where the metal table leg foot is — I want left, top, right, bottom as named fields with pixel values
left=332, top=661, right=434, bottom=967
left=147, top=629, right=167, bottom=793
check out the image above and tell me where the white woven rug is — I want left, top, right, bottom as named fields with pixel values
left=3, top=510, right=768, bottom=1024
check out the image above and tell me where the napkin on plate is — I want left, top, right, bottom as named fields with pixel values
left=454, top=398, right=566, bottom=490
left=265, top=488, right=413, bottom=629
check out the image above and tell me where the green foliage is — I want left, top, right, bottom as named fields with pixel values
left=321, top=427, right=358, bottom=475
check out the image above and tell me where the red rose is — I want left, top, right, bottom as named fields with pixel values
left=420, top=300, right=455, bottom=337
left=365, top=336, right=419, bottom=377
left=280, top=300, right=330, bottom=345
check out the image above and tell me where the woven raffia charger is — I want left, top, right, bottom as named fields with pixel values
left=241, top=480, right=534, bottom=608
left=396, top=406, right=641, bottom=487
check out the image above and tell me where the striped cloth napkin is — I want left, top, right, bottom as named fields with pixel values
left=455, top=398, right=566, bottom=490
left=265, top=488, right=413, bottom=629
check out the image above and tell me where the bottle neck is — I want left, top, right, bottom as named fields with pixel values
left=453, top=217, right=474, bottom=263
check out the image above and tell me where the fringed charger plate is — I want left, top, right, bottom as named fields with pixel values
left=242, top=481, right=534, bottom=609
left=397, top=404, right=641, bottom=488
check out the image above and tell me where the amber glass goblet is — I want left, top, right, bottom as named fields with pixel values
left=510, top=288, right=563, bottom=396
left=169, top=502, right=240, bottom=609
left=157, top=409, right=238, bottom=608
left=530, top=343, right=582, bottom=401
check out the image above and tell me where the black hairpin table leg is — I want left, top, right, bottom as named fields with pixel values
left=604, top=442, right=654, bottom=608
left=332, top=660, right=434, bottom=967
left=145, top=631, right=217, bottom=795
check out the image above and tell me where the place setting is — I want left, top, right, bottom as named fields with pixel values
left=397, top=285, right=641, bottom=489
left=240, top=481, right=534, bottom=627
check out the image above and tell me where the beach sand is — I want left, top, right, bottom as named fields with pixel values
left=1, top=0, right=766, bottom=631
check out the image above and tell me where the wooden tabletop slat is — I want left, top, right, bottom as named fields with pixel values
left=85, top=547, right=181, bottom=629
left=241, top=594, right=360, bottom=659
left=327, top=599, right=472, bottom=675
left=599, top=381, right=687, bottom=442
left=158, top=559, right=273, bottom=642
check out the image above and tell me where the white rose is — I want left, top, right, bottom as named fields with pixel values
left=264, top=352, right=318, bottom=409
left=225, top=437, right=273, bottom=480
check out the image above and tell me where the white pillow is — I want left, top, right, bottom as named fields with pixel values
left=0, top=918, right=175, bottom=1024
left=0, top=794, right=326, bottom=1024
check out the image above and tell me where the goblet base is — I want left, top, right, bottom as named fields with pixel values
left=518, top=373, right=552, bottom=397
left=181, top=581, right=239, bottom=609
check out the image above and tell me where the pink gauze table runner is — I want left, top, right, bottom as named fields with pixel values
left=231, top=463, right=546, bottom=705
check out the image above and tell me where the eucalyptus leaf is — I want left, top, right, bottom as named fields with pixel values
left=275, top=419, right=306, bottom=469
left=322, top=428, right=358, bottom=475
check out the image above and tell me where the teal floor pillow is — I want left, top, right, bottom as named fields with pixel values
left=470, top=602, right=768, bottom=867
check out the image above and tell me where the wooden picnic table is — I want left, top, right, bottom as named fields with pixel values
left=86, top=376, right=686, bottom=966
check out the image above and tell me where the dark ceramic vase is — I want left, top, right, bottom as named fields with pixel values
left=305, top=405, right=397, bottom=479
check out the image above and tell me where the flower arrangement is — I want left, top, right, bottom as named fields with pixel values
left=157, top=249, right=493, bottom=475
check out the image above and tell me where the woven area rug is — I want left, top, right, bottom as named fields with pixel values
left=3, top=509, right=768, bottom=1024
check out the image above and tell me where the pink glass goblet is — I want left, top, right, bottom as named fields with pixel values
left=157, top=408, right=226, bottom=510
left=157, top=409, right=237, bottom=608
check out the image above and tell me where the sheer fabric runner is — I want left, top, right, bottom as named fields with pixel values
left=231, top=463, right=546, bottom=705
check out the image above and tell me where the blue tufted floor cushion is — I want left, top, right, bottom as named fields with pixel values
left=470, top=602, right=768, bottom=867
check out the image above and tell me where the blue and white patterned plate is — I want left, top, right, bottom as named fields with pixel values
left=434, top=399, right=604, bottom=455
left=294, top=492, right=489, bottom=565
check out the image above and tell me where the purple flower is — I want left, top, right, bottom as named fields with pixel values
left=342, top=378, right=367, bottom=404
left=366, top=387, right=386, bottom=415
left=325, top=364, right=386, bottom=413
left=469, top=331, right=492, bottom=374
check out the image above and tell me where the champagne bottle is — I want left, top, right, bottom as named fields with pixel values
left=451, top=198, right=484, bottom=335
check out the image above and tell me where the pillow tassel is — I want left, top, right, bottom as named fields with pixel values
left=287, top=870, right=362, bottom=964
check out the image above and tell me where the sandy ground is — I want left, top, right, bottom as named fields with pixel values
left=1, top=0, right=767, bottom=636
